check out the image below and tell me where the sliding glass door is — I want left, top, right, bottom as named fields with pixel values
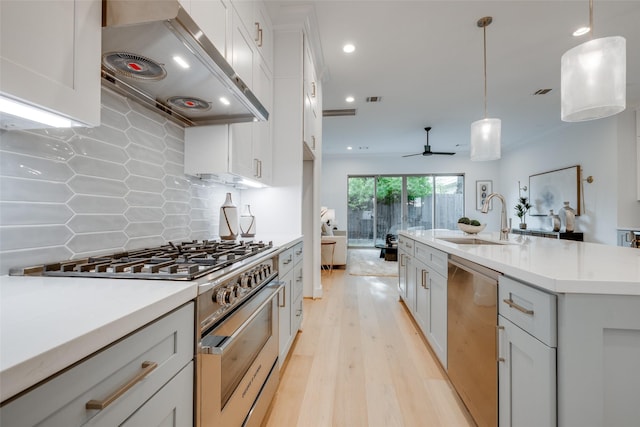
left=347, top=174, right=464, bottom=247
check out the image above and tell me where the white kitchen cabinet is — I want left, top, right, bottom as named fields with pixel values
left=498, top=276, right=557, bottom=427
left=292, top=242, right=304, bottom=332
left=230, top=0, right=273, bottom=72
left=398, top=236, right=414, bottom=304
left=120, top=362, right=193, bottom=427
left=498, top=316, right=556, bottom=427
left=190, top=0, right=231, bottom=59
left=303, top=39, right=321, bottom=156
left=0, top=0, right=101, bottom=128
left=413, top=242, right=448, bottom=368
left=277, top=245, right=295, bottom=368
left=187, top=4, right=272, bottom=185
left=0, top=303, right=194, bottom=427
left=413, top=258, right=430, bottom=333
left=184, top=115, right=272, bottom=185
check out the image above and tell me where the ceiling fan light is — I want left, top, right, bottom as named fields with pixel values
left=470, top=118, right=501, bottom=161
left=561, top=36, right=626, bottom=122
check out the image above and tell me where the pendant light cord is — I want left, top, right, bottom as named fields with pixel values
left=589, top=0, right=594, bottom=39
left=483, top=24, right=488, bottom=118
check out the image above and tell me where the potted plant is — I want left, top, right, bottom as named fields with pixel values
left=514, top=196, right=532, bottom=229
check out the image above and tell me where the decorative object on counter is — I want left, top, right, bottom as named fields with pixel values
left=219, top=192, right=238, bottom=240
left=549, top=209, right=561, bottom=232
left=514, top=196, right=532, bottom=229
left=562, top=201, right=576, bottom=232
left=470, top=16, right=501, bottom=161
left=476, top=180, right=492, bottom=210
left=240, top=204, right=256, bottom=237
left=529, top=165, right=581, bottom=216
left=320, top=207, right=336, bottom=235
left=561, top=0, right=626, bottom=122
left=457, top=217, right=487, bottom=234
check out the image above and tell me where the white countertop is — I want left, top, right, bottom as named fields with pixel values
left=0, top=235, right=302, bottom=403
left=400, top=229, right=640, bottom=295
left=0, top=276, right=197, bottom=402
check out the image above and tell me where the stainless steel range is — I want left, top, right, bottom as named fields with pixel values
left=10, top=239, right=284, bottom=427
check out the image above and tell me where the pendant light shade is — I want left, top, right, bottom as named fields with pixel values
left=470, top=16, right=501, bottom=161
left=470, top=118, right=501, bottom=161
left=560, top=0, right=626, bottom=122
left=561, top=36, right=626, bottom=121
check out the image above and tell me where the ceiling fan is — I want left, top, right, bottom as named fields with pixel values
left=402, top=127, right=455, bottom=157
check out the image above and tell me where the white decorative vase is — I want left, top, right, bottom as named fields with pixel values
left=562, top=201, right=576, bottom=233
left=239, top=204, right=256, bottom=237
left=219, top=193, right=238, bottom=240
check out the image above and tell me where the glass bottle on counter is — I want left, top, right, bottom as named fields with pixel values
left=239, top=204, right=256, bottom=237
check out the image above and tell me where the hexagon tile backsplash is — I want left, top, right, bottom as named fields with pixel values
left=0, top=88, right=239, bottom=275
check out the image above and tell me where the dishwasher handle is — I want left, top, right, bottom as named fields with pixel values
left=448, top=255, right=502, bottom=283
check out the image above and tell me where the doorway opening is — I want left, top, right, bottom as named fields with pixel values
left=347, top=174, right=464, bottom=247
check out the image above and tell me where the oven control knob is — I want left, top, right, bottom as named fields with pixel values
left=215, top=287, right=236, bottom=306
left=253, top=269, right=262, bottom=283
left=264, top=264, right=272, bottom=276
left=240, top=273, right=252, bottom=288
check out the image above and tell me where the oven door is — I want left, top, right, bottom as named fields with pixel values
left=198, top=281, right=283, bottom=427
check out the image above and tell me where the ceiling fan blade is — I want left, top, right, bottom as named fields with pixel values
left=402, top=152, right=424, bottom=157
left=431, top=151, right=456, bottom=155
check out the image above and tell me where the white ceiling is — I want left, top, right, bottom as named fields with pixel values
left=268, top=1, right=640, bottom=157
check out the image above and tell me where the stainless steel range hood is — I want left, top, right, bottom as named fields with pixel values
left=102, top=0, right=268, bottom=126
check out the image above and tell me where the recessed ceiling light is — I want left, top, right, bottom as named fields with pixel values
left=573, top=26, right=590, bottom=37
left=345, top=96, right=355, bottom=103
left=347, top=146, right=353, bottom=150
left=343, top=44, right=355, bottom=53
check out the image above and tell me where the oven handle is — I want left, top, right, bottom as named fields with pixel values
left=201, top=281, right=284, bottom=355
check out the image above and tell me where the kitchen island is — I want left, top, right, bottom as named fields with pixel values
left=399, top=229, right=640, bottom=427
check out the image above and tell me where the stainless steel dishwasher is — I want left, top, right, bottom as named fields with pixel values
left=447, top=255, right=502, bottom=427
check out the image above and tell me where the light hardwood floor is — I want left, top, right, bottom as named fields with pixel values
left=264, top=250, right=475, bottom=427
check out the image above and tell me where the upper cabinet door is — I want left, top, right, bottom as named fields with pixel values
left=190, top=0, right=230, bottom=59
left=0, top=0, right=101, bottom=127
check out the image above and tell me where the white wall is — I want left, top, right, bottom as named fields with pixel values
left=320, top=153, right=503, bottom=232
left=322, top=109, right=640, bottom=246
left=500, top=109, right=639, bottom=245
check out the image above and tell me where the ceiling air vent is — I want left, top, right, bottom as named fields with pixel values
left=366, top=96, right=382, bottom=103
left=533, top=89, right=552, bottom=95
left=323, top=109, right=357, bottom=117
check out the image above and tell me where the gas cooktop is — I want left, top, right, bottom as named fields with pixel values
left=10, top=240, right=274, bottom=280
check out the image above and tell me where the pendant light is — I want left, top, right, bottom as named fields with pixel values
left=470, top=16, right=501, bottom=161
left=561, top=0, right=626, bottom=122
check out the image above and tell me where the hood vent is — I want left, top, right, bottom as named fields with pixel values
left=101, top=0, right=268, bottom=126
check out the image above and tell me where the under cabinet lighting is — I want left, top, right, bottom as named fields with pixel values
left=240, top=178, right=265, bottom=188
left=0, top=95, right=75, bottom=128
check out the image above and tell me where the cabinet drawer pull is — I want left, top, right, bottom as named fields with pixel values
left=86, top=361, right=158, bottom=410
left=503, top=298, right=534, bottom=315
left=496, top=325, right=505, bottom=362
left=422, top=269, right=429, bottom=289
left=279, top=287, right=286, bottom=308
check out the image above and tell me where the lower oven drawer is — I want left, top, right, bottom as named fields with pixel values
left=0, top=303, right=194, bottom=427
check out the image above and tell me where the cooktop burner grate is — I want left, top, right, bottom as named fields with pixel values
left=10, top=240, right=274, bottom=280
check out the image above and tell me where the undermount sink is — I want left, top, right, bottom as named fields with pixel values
left=437, top=237, right=509, bottom=245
